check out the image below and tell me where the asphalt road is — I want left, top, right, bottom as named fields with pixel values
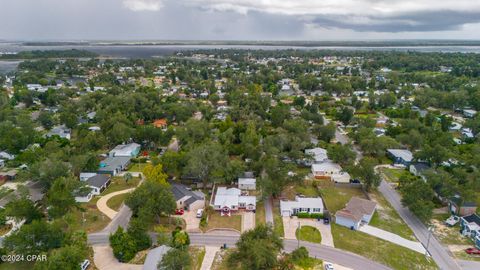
left=100, top=204, right=132, bottom=234
left=88, top=232, right=392, bottom=270
left=264, top=197, right=274, bottom=224
left=378, top=180, right=461, bottom=270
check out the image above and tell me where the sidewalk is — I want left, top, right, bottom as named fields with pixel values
left=200, top=246, right=220, bottom=270
left=359, top=225, right=426, bottom=254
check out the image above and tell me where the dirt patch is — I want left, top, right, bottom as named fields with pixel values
left=448, top=245, right=470, bottom=253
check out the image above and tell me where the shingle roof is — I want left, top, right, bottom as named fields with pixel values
left=170, top=182, right=204, bottom=206
left=336, top=197, right=377, bottom=222
left=87, top=174, right=110, bottom=188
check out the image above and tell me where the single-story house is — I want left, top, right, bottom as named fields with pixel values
left=387, top=149, right=413, bottom=166
left=0, top=151, right=15, bottom=160
left=109, top=143, right=141, bottom=157
left=409, top=162, right=430, bottom=181
left=305, top=148, right=328, bottom=164
left=171, top=182, right=205, bottom=211
left=74, top=187, right=94, bottom=203
left=46, top=125, right=71, bottom=140
left=311, top=162, right=351, bottom=183
left=143, top=245, right=172, bottom=270
left=449, top=195, right=478, bottom=216
left=463, top=109, right=477, bottom=118
left=238, top=178, right=256, bottom=190
left=80, top=172, right=98, bottom=181
left=335, top=197, right=377, bottom=230
left=98, top=156, right=131, bottom=176
left=280, top=196, right=324, bottom=217
left=0, top=170, right=17, bottom=181
left=86, top=174, right=111, bottom=195
left=460, top=214, right=480, bottom=248
left=213, top=187, right=256, bottom=216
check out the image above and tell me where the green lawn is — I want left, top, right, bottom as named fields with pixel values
left=205, top=212, right=242, bottom=232
left=294, top=257, right=323, bottom=269
left=104, top=176, right=140, bottom=195
left=106, top=193, right=129, bottom=211
left=190, top=246, right=206, bottom=270
left=272, top=200, right=284, bottom=237
left=332, top=224, right=437, bottom=270
left=296, top=226, right=322, bottom=243
left=255, top=201, right=266, bottom=226
left=369, top=191, right=416, bottom=241
left=128, top=163, right=148, bottom=172
left=380, top=168, right=407, bottom=183
left=63, top=197, right=110, bottom=233
left=318, top=182, right=367, bottom=213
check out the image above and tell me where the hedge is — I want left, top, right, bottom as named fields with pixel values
left=296, top=212, right=324, bottom=219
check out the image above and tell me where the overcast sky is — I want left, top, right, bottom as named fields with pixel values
left=1, top=0, right=480, bottom=40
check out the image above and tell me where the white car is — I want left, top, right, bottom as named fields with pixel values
left=196, top=208, right=204, bottom=218
left=445, top=215, right=460, bottom=227
left=80, top=259, right=90, bottom=270
left=324, top=263, right=334, bottom=270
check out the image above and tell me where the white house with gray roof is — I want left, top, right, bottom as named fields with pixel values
left=280, top=196, right=324, bottom=217
left=213, top=187, right=256, bottom=216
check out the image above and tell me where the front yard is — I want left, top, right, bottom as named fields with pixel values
left=332, top=224, right=437, bottom=270
left=380, top=167, right=407, bottom=183
left=317, top=182, right=367, bottom=213
left=62, top=197, right=110, bottom=233
left=255, top=201, right=266, bottom=226
left=430, top=214, right=472, bottom=246
left=369, top=191, right=416, bottom=241
left=272, top=199, right=284, bottom=237
left=104, top=176, right=140, bottom=195
left=106, top=193, right=129, bottom=211
left=296, top=225, right=322, bottom=243
left=204, top=212, right=242, bottom=232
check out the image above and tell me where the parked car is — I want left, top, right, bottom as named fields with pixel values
left=196, top=208, right=204, bottom=218
left=445, top=215, right=460, bottom=227
left=175, top=209, right=184, bottom=215
left=80, top=259, right=90, bottom=270
left=323, top=218, right=330, bottom=225
left=324, top=262, right=334, bottom=270
left=465, top=248, right=480, bottom=255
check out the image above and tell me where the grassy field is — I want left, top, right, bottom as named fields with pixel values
left=128, top=163, right=148, bottom=172
left=190, top=246, right=206, bottom=270
left=332, top=224, right=437, bottom=270
left=296, top=226, right=322, bottom=243
left=272, top=199, right=284, bottom=237
left=283, top=181, right=320, bottom=200
left=369, top=191, right=416, bottom=241
left=205, top=212, right=242, bottom=232
left=318, top=182, right=367, bottom=213
left=105, top=176, right=140, bottom=195
left=66, top=197, right=110, bottom=233
left=106, top=193, right=129, bottom=211
left=255, top=201, right=266, bottom=226
left=380, top=168, right=407, bottom=183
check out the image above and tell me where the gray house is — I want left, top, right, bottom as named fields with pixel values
left=335, top=197, right=377, bottom=230
left=171, top=182, right=205, bottom=211
left=98, top=156, right=131, bottom=176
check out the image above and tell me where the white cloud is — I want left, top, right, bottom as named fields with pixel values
left=123, top=0, right=163, bottom=11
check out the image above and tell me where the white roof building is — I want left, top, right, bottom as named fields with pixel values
left=213, top=187, right=256, bottom=215
left=238, top=178, right=256, bottom=190
left=109, top=143, right=141, bottom=157
left=305, top=148, right=328, bottom=164
left=280, top=196, right=324, bottom=217
left=312, top=162, right=342, bottom=175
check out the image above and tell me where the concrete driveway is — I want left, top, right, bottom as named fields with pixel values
left=282, top=216, right=334, bottom=247
left=241, top=211, right=255, bottom=232
left=175, top=210, right=200, bottom=233
left=93, top=245, right=142, bottom=270
left=97, top=188, right=135, bottom=219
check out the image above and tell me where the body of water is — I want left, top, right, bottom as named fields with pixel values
left=1, top=42, right=480, bottom=73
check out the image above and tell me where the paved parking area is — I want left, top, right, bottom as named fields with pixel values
left=282, top=216, right=334, bottom=247
left=176, top=210, right=200, bottom=232
left=93, top=245, right=142, bottom=270
left=359, top=225, right=426, bottom=254
left=241, top=212, right=255, bottom=232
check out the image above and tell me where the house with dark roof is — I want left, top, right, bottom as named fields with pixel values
left=98, top=156, right=131, bottom=176
left=171, top=182, right=205, bottom=211
left=449, top=195, right=477, bottom=216
left=86, top=174, right=111, bottom=195
left=409, top=162, right=430, bottom=181
left=460, top=214, right=480, bottom=248
left=335, top=197, right=377, bottom=230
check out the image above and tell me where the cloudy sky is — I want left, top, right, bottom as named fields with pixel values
left=1, top=0, right=480, bottom=40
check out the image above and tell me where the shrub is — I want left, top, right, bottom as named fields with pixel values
left=296, top=212, right=323, bottom=219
